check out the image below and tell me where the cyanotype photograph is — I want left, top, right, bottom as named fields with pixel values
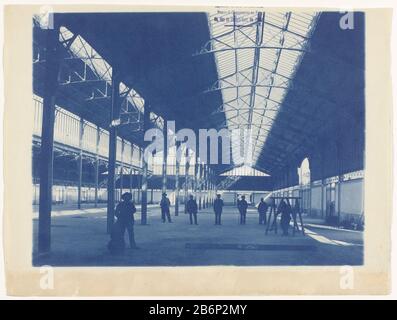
left=31, top=10, right=365, bottom=267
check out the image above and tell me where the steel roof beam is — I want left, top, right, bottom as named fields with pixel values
left=204, top=84, right=288, bottom=94
left=250, top=12, right=291, bottom=162
left=197, top=45, right=306, bottom=56
left=233, top=12, right=242, bottom=120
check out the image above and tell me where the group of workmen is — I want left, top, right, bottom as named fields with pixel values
left=183, top=194, right=266, bottom=226
left=183, top=193, right=297, bottom=233
left=163, top=193, right=300, bottom=235
left=109, top=191, right=299, bottom=253
left=211, top=194, right=268, bottom=226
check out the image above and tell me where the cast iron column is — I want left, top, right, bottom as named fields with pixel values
left=107, top=73, right=121, bottom=233
left=184, top=146, right=189, bottom=213
left=77, top=117, right=84, bottom=209
left=141, top=105, right=150, bottom=224
left=38, top=24, right=61, bottom=254
left=162, top=122, right=168, bottom=194
left=174, top=142, right=180, bottom=216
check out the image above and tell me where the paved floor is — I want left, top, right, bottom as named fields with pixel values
left=33, top=205, right=363, bottom=266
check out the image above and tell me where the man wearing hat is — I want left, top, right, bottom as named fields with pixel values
left=160, top=192, right=172, bottom=223
left=113, top=192, right=137, bottom=250
left=186, top=194, right=198, bottom=225
left=257, top=197, right=268, bottom=225
left=238, top=195, right=248, bottom=225
left=213, top=194, right=224, bottom=225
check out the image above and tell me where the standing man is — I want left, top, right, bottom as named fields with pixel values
left=213, top=194, right=224, bottom=225
left=238, top=195, right=248, bottom=225
left=186, top=195, right=198, bottom=225
left=160, top=192, right=172, bottom=223
left=114, top=192, right=137, bottom=249
left=257, top=197, right=268, bottom=225
left=278, top=198, right=292, bottom=236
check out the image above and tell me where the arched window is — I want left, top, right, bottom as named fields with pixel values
left=298, top=157, right=311, bottom=185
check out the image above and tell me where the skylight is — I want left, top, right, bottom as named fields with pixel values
left=206, top=11, right=320, bottom=166
left=220, top=164, right=270, bottom=177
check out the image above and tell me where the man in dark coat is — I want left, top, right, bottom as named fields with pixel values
left=257, top=197, right=268, bottom=225
left=114, top=192, right=137, bottom=249
left=213, top=194, right=224, bottom=225
left=238, top=195, right=248, bottom=225
left=160, top=192, right=172, bottom=223
left=278, top=198, right=292, bottom=236
left=186, top=195, right=198, bottom=225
